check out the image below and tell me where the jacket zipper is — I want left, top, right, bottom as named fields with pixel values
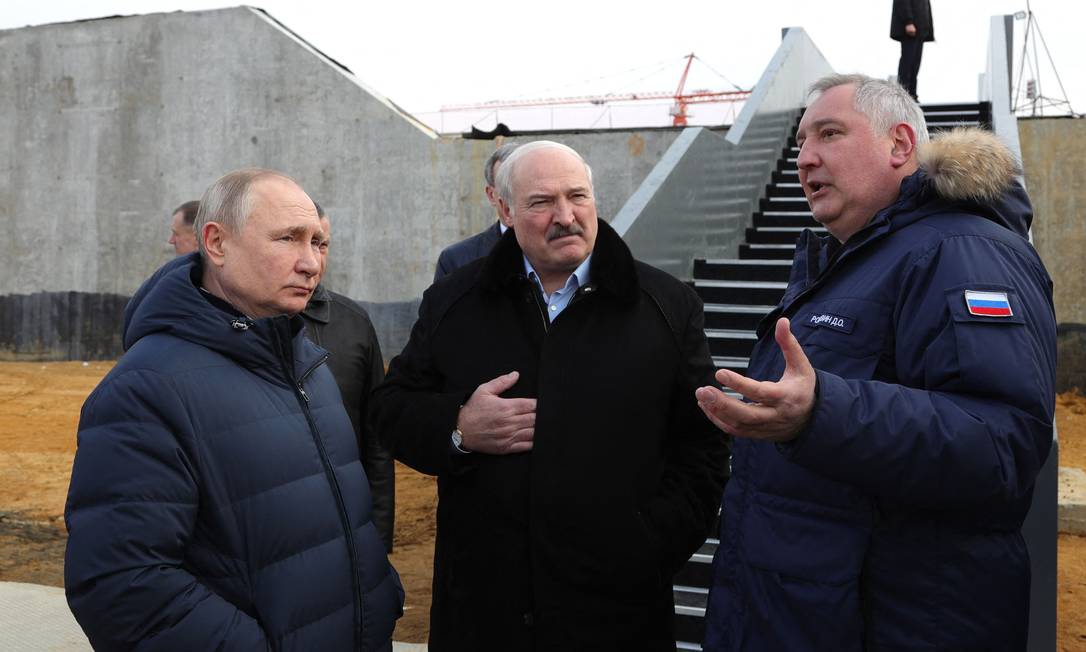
left=278, top=331, right=365, bottom=652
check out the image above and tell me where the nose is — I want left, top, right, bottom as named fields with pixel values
left=297, top=242, right=320, bottom=276
left=796, top=139, right=818, bottom=171
left=553, top=197, right=576, bottom=226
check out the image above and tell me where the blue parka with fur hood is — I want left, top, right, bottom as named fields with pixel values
left=703, top=128, right=1057, bottom=651
left=64, top=254, right=403, bottom=651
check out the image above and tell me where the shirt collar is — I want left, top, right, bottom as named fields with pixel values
left=523, top=254, right=592, bottom=295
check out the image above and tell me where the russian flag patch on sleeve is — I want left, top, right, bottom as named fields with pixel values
left=964, top=290, right=1013, bottom=317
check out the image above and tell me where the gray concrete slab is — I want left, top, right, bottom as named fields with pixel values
left=0, top=580, right=427, bottom=650
left=1059, top=466, right=1086, bottom=535
left=0, top=582, right=90, bottom=651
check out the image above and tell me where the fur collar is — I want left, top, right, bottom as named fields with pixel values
left=917, top=127, right=1021, bottom=204
left=479, top=219, right=639, bottom=304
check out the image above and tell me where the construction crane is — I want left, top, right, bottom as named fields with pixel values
left=438, top=53, right=750, bottom=128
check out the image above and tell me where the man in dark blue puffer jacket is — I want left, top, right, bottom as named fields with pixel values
left=65, top=168, right=403, bottom=651
left=696, top=75, right=1056, bottom=650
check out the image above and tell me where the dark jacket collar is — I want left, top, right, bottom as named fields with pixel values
left=123, top=254, right=319, bottom=377
left=478, top=219, right=639, bottom=304
left=301, top=284, right=332, bottom=324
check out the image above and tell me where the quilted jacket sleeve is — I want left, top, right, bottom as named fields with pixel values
left=64, top=369, right=269, bottom=651
left=780, top=233, right=1057, bottom=509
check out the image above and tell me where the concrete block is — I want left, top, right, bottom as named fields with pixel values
left=0, top=582, right=90, bottom=651
left=1059, top=466, right=1086, bottom=535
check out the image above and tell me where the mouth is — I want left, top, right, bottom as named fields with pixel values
left=806, top=181, right=830, bottom=199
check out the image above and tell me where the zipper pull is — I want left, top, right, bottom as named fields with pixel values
left=298, top=385, right=310, bottom=403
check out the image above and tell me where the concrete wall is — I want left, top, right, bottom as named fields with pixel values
left=0, top=8, right=676, bottom=360
left=1018, top=117, right=1086, bottom=391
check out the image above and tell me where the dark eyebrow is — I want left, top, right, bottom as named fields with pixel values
left=274, top=225, right=316, bottom=238
left=798, top=118, right=844, bottom=138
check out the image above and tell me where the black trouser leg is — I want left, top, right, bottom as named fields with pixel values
left=897, top=38, right=924, bottom=100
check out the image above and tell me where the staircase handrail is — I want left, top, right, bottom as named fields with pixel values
left=610, top=27, right=832, bottom=280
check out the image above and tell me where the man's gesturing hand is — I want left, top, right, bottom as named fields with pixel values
left=456, top=371, right=536, bottom=454
left=694, top=318, right=816, bottom=442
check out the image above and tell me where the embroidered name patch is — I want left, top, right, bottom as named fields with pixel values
left=964, top=290, right=1013, bottom=317
left=805, top=313, right=855, bottom=334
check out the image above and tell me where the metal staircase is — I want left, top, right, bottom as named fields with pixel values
left=671, top=101, right=992, bottom=651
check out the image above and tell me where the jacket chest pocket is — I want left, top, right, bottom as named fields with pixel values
left=793, top=298, right=890, bottom=378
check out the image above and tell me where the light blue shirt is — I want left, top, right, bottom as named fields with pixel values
left=524, top=255, right=593, bottom=322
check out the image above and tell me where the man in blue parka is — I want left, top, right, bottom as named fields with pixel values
left=696, top=74, right=1056, bottom=650
left=65, top=168, right=402, bottom=651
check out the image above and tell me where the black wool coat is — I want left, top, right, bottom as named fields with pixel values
left=372, top=221, right=729, bottom=651
left=302, top=284, right=395, bottom=552
left=891, top=0, right=934, bottom=42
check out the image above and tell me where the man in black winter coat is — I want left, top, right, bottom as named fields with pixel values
left=891, top=0, right=934, bottom=100
left=301, top=203, right=395, bottom=551
left=373, top=141, right=729, bottom=651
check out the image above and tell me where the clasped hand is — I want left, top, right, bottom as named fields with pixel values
left=456, top=371, right=536, bottom=454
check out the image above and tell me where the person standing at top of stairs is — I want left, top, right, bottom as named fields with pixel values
left=891, top=0, right=935, bottom=100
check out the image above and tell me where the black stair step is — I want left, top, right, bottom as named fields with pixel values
left=920, top=102, right=987, bottom=113
left=674, top=585, right=708, bottom=648
left=674, top=547, right=715, bottom=588
left=693, top=279, right=787, bottom=305
left=739, top=243, right=796, bottom=260
left=694, top=258, right=792, bottom=282
left=771, top=169, right=799, bottom=184
left=752, top=212, right=817, bottom=229
left=745, top=227, right=809, bottom=245
left=706, top=329, right=758, bottom=358
left=760, top=197, right=810, bottom=213
left=703, top=304, right=776, bottom=330
left=712, top=355, right=750, bottom=372
left=764, top=182, right=805, bottom=198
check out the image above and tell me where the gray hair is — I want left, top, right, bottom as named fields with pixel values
left=483, top=143, right=519, bottom=187
left=494, top=141, right=595, bottom=213
left=193, top=168, right=299, bottom=256
left=808, top=73, right=929, bottom=145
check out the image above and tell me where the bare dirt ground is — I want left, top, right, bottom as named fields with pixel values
left=1, top=362, right=1084, bottom=647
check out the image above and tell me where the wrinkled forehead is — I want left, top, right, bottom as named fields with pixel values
left=512, top=148, right=590, bottom=192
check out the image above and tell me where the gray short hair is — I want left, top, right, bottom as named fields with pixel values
left=494, top=141, right=595, bottom=214
left=808, top=73, right=929, bottom=145
left=194, top=168, right=299, bottom=256
left=484, top=143, right=519, bottom=187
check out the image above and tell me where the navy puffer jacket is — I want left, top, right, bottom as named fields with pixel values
left=704, top=129, right=1056, bottom=650
left=65, top=255, right=403, bottom=651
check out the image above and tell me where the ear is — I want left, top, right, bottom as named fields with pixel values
left=484, top=184, right=499, bottom=207
left=498, top=196, right=515, bottom=229
left=202, top=222, right=229, bottom=267
left=889, top=122, right=917, bottom=168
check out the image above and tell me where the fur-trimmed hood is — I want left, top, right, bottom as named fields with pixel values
left=906, top=127, right=1032, bottom=238
left=918, top=127, right=1022, bottom=204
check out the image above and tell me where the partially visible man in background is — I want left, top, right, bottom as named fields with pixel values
left=433, top=142, right=518, bottom=281
left=167, top=199, right=200, bottom=255
left=301, top=201, right=395, bottom=551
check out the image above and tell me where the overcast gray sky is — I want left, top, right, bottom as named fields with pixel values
left=4, top=0, right=1082, bottom=126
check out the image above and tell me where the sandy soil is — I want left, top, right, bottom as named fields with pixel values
left=1, top=362, right=1085, bottom=647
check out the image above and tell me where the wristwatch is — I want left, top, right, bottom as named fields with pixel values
left=451, top=427, right=470, bottom=454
